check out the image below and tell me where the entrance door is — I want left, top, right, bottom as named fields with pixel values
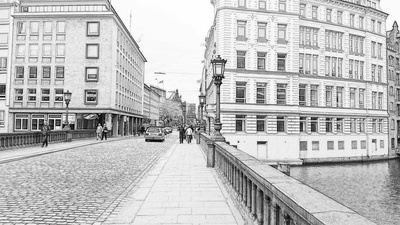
left=257, top=141, right=268, bottom=159
left=371, top=139, right=377, bottom=155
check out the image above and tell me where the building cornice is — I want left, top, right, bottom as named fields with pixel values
left=299, top=74, right=388, bottom=86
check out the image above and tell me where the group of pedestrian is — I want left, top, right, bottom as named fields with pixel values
left=96, top=123, right=108, bottom=140
left=179, top=125, right=194, bottom=144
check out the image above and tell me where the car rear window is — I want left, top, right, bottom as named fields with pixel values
left=147, top=128, right=160, bottom=132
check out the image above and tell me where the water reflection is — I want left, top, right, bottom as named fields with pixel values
left=290, top=159, right=400, bottom=225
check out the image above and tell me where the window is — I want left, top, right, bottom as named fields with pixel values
left=350, top=118, right=357, bottom=133
left=17, top=22, right=26, bottom=34
left=336, top=87, right=343, bottom=107
left=372, top=119, right=377, bottom=133
left=236, top=82, right=246, bottom=103
left=378, top=66, right=382, bottom=82
left=0, top=85, right=5, bottom=99
left=0, top=110, right=4, bottom=126
left=27, top=89, right=36, bottom=102
left=277, top=83, right=287, bottom=105
left=378, top=92, right=383, bottom=109
left=29, top=66, right=37, bottom=78
left=277, top=116, right=286, bottom=132
left=238, top=0, right=246, bottom=7
left=279, top=0, right=286, bottom=11
left=371, top=20, right=375, bottom=32
left=332, top=57, right=337, bottom=76
left=15, top=114, right=28, bottom=131
left=87, top=22, right=100, bottom=36
left=257, top=52, right=266, bottom=70
left=371, top=42, right=376, bottom=57
left=372, top=92, right=377, bottom=109
left=42, top=66, right=51, bottom=78
left=237, top=21, right=246, bottom=37
left=256, top=83, right=267, bottom=104
left=377, top=21, right=382, bottom=34
left=325, top=118, right=333, bottom=132
left=326, top=86, right=332, bottom=107
left=300, top=141, right=307, bottom=151
left=0, top=57, right=7, bottom=72
left=55, top=89, right=64, bottom=102
left=56, top=66, right=64, bottom=78
left=299, top=84, right=306, bottom=106
left=299, top=54, right=304, bottom=73
left=42, top=44, right=52, bottom=57
left=310, top=85, right=318, bottom=106
left=338, top=141, right=345, bottom=150
left=310, top=117, right=318, bottom=132
left=325, top=57, right=330, bottom=76
left=56, top=44, right=65, bottom=57
left=16, top=66, right=24, bottom=78
left=327, top=141, right=334, bottom=150
left=305, top=54, right=311, bottom=74
left=300, top=117, right=307, bottom=132
left=349, top=59, right=353, bottom=78
left=57, top=21, right=66, bottom=33
left=378, top=119, right=383, bottom=133
left=300, top=4, right=306, bottom=17
left=391, top=138, right=395, bottom=149
left=86, top=67, right=99, bottom=81
left=256, top=115, right=266, bottom=132
left=86, top=44, right=99, bottom=59
left=336, top=118, right=343, bottom=133
left=357, top=89, right=363, bottom=108
left=43, top=21, right=52, bottom=33
left=277, top=54, right=286, bottom=71
left=29, top=44, right=38, bottom=57
left=15, top=89, right=23, bottom=101
left=258, top=22, right=267, bottom=40
left=237, top=51, right=246, bottom=68
left=337, top=11, right=342, bottom=24
left=350, top=14, right=355, bottom=27
left=360, top=61, right=364, bottom=79
left=350, top=88, right=356, bottom=108
left=326, top=9, right=332, bottom=22
left=30, top=21, right=39, bottom=34
left=259, top=0, right=266, bottom=9
left=16, top=44, right=25, bottom=56
left=277, top=24, right=287, bottom=42
left=41, top=89, right=50, bottom=102
left=378, top=43, right=382, bottom=58
left=380, top=140, right=384, bottom=149
left=312, top=141, right=319, bottom=150
left=359, top=16, right=364, bottom=29
left=48, top=114, right=62, bottom=131
left=31, top=115, right=45, bottom=131
left=361, top=140, right=366, bottom=149
left=85, top=90, right=98, bottom=104
left=312, top=6, right=318, bottom=19
left=236, top=115, right=246, bottom=132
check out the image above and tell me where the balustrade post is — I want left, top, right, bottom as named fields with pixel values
left=239, top=171, right=242, bottom=200
left=252, top=183, right=257, bottom=219
left=264, top=195, right=271, bottom=225
left=243, top=176, right=247, bottom=206
left=247, top=179, right=252, bottom=211
left=257, top=188, right=264, bottom=225
left=206, top=140, right=215, bottom=167
left=270, top=205, right=276, bottom=225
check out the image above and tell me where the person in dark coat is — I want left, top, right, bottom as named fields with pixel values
left=101, top=123, right=108, bottom=140
left=41, top=121, right=51, bottom=147
left=179, top=126, right=185, bottom=144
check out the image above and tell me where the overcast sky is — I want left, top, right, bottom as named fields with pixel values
left=111, top=0, right=400, bottom=104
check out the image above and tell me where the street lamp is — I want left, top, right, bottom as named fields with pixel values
left=181, top=101, right=186, bottom=125
left=63, top=90, right=72, bottom=130
left=199, top=94, right=206, bottom=132
left=211, top=55, right=227, bottom=142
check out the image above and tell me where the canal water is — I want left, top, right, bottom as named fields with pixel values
left=290, top=159, right=400, bottom=225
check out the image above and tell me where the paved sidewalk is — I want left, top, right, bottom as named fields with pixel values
left=104, top=140, right=243, bottom=225
left=0, top=135, right=141, bottom=164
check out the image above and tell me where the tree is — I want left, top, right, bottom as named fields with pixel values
left=159, top=99, right=181, bottom=126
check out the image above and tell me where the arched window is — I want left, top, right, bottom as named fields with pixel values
left=392, top=119, right=395, bottom=130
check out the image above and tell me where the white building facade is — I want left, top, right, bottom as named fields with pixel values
left=202, top=0, right=389, bottom=163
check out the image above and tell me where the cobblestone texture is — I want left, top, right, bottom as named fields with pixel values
left=0, top=135, right=177, bottom=224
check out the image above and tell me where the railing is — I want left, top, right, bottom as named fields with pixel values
left=199, top=133, right=375, bottom=225
left=0, top=130, right=97, bottom=151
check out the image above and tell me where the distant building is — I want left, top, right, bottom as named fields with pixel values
left=202, top=0, right=389, bottom=163
left=143, top=83, right=160, bottom=126
left=8, top=0, right=146, bottom=136
left=186, top=103, right=196, bottom=125
left=387, top=21, right=400, bottom=156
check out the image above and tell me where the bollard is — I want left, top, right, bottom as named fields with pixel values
left=206, top=140, right=215, bottom=167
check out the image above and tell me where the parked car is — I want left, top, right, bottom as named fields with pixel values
left=144, top=127, right=165, bottom=142
left=164, top=127, right=173, bottom=134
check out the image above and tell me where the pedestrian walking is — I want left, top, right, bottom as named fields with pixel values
left=179, top=126, right=185, bottom=144
left=101, top=123, right=108, bottom=140
left=96, top=123, right=103, bottom=140
left=41, top=121, right=51, bottom=147
left=185, top=126, right=193, bottom=144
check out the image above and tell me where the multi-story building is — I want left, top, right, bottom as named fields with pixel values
left=202, top=0, right=389, bottom=163
left=186, top=103, right=196, bottom=125
left=387, top=21, right=400, bottom=156
left=9, top=0, right=146, bottom=136
left=143, top=83, right=160, bottom=126
left=0, top=0, right=18, bottom=133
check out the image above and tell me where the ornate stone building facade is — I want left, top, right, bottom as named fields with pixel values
left=202, top=0, right=389, bottom=163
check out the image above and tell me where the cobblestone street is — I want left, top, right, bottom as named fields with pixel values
left=0, top=134, right=177, bottom=224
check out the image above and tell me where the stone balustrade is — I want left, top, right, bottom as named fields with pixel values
left=0, top=130, right=97, bottom=150
left=199, top=133, right=376, bottom=225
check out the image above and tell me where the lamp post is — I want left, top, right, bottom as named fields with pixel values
left=199, top=94, right=206, bottom=132
left=181, top=101, right=186, bottom=126
left=63, top=90, right=72, bottom=141
left=211, top=55, right=227, bottom=142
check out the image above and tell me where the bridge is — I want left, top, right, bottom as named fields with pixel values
left=0, top=131, right=376, bottom=224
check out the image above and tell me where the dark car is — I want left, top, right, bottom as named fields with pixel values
left=144, top=127, right=165, bottom=142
